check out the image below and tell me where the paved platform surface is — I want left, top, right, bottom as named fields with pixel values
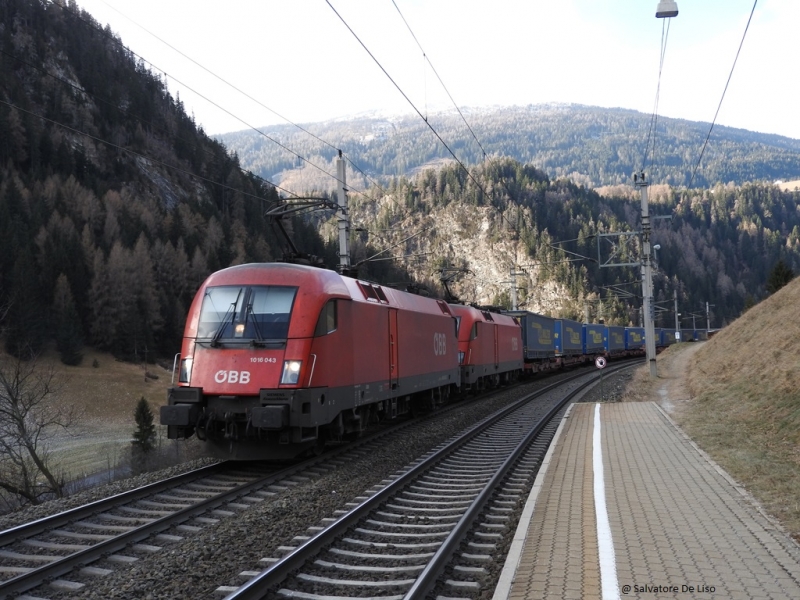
left=494, top=402, right=800, bottom=600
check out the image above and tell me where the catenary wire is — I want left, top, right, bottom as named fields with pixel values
left=0, top=48, right=245, bottom=182
left=74, top=0, right=391, bottom=200
left=0, top=46, right=296, bottom=203
left=688, top=0, right=759, bottom=188
left=45, top=0, right=376, bottom=200
left=326, top=0, right=518, bottom=231
left=0, top=99, right=296, bottom=202
left=390, top=0, right=488, bottom=161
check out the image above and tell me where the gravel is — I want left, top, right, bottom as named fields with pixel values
left=5, top=369, right=602, bottom=599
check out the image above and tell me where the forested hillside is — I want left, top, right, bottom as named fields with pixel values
left=337, top=158, right=800, bottom=328
left=220, top=105, right=800, bottom=191
left=0, top=0, right=329, bottom=361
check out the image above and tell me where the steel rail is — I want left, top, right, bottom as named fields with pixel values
left=403, top=368, right=613, bottom=599
left=0, top=461, right=228, bottom=547
left=0, top=368, right=543, bottom=598
left=224, top=365, right=629, bottom=599
left=0, top=459, right=322, bottom=597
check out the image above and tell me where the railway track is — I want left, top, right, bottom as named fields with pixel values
left=0, top=363, right=631, bottom=598
left=218, top=365, right=628, bottom=599
left=0, top=461, right=296, bottom=597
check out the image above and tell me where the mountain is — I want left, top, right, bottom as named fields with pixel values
left=2, top=0, right=798, bottom=367
left=218, top=104, right=800, bottom=191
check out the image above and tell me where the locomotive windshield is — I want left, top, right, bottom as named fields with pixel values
left=196, top=285, right=297, bottom=344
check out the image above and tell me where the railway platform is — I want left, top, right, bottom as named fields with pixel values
left=493, top=402, right=800, bottom=600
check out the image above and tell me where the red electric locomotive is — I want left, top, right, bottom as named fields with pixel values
left=449, top=305, right=523, bottom=390
left=160, top=263, right=460, bottom=459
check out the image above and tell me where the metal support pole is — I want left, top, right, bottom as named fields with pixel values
left=636, top=173, right=657, bottom=377
left=509, top=268, right=526, bottom=311
left=510, top=268, right=517, bottom=311
left=706, top=301, right=711, bottom=331
left=336, top=150, right=350, bottom=273
left=674, top=289, right=680, bottom=332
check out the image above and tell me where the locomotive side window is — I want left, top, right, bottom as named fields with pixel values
left=314, top=300, right=338, bottom=337
left=197, top=285, right=297, bottom=342
left=470, top=322, right=479, bottom=340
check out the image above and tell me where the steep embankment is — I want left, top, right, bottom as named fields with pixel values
left=681, top=277, right=800, bottom=540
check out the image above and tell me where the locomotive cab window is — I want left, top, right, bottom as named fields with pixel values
left=197, top=285, right=297, bottom=343
left=314, top=300, right=338, bottom=337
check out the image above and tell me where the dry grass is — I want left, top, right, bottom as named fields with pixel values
left=0, top=345, right=193, bottom=482
left=622, top=278, right=800, bottom=541
left=777, top=180, right=800, bottom=192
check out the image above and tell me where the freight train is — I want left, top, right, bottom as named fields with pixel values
left=160, top=263, right=697, bottom=459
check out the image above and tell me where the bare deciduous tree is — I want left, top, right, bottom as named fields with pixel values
left=0, top=350, right=76, bottom=505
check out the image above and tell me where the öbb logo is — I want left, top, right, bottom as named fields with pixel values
left=433, top=333, right=447, bottom=356
left=214, top=370, right=251, bottom=384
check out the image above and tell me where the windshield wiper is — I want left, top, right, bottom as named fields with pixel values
left=244, top=301, right=266, bottom=347
left=210, top=289, right=242, bottom=347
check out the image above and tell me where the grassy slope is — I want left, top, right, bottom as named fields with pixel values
left=0, top=346, right=178, bottom=481
left=681, top=277, right=800, bottom=539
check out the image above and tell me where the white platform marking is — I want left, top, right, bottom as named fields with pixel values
left=594, top=403, right=619, bottom=600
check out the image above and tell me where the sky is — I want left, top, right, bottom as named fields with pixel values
left=74, top=0, right=800, bottom=140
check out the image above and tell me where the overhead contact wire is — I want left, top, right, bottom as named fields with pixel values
left=391, top=0, right=488, bottom=161
left=325, top=2, right=487, bottom=199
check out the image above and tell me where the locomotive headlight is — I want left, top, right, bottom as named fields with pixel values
left=234, top=323, right=245, bottom=337
left=280, top=360, right=302, bottom=384
left=458, top=351, right=465, bottom=365
left=179, top=357, right=193, bottom=383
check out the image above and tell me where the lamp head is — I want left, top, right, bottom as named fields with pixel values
left=656, top=1, right=678, bottom=18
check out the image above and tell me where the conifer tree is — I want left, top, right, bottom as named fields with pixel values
left=132, top=397, right=156, bottom=473
left=766, top=259, right=794, bottom=294
left=54, top=274, right=84, bottom=366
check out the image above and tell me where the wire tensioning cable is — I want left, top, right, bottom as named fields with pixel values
left=390, top=0, right=488, bottom=162
left=0, top=99, right=295, bottom=202
left=46, top=0, right=379, bottom=200
left=641, top=17, right=672, bottom=174
left=325, top=0, right=502, bottom=220
left=689, top=0, right=759, bottom=188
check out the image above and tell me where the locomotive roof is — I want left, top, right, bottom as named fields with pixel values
left=201, top=263, right=454, bottom=317
left=448, top=303, right=518, bottom=327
